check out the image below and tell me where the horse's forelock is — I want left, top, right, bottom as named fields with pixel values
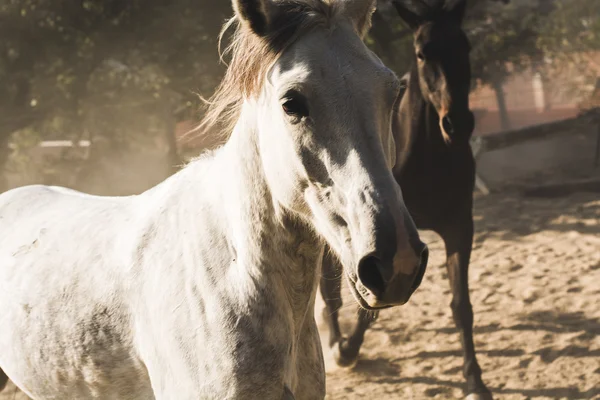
left=193, top=1, right=334, bottom=142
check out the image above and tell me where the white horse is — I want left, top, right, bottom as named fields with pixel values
left=0, top=0, right=428, bottom=398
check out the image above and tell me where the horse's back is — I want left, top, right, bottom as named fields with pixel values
left=0, top=184, right=134, bottom=283
left=0, top=184, right=136, bottom=254
left=1, top=183, right=123, bottom=220
left=0, top=185, right=154, bottom=399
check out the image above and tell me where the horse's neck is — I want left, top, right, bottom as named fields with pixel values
left=394, top=67, right=443, bottom=173
left=395, top=67, right=426, bottom=170
left=217, top=105, right=324, bottom=323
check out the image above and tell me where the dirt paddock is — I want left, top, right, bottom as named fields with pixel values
left=319, top=190, right=600, bottom=400
left=2, top=189, right=599, bottom=400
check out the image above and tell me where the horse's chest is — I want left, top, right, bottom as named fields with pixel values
left=397, top=146, right=475, bottom=226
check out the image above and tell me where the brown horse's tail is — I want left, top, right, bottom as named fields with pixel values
left=0, top=367, right=8, bottom=392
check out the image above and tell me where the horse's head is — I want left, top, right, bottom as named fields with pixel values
left=394, top=0, right=474, bottom=143
left=224, top=0, right=428, bottom=309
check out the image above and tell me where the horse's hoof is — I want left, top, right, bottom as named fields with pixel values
left=466, top=392, right=493, bottom=400
left=332, top=338, right=359, bottom=368
left=282, top=385, right=295, bottom=400
left=0, top=369, right=8, bottom=392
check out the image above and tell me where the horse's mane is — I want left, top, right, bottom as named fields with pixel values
left=194, top=0, right=335, bottom=141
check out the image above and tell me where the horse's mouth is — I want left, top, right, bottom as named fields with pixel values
left=345, top=274, right=394, bottom=311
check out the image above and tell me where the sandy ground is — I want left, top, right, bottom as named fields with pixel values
left=319, top=190, right=600, bottom=400
left=2, top=189, right=599, bottom=400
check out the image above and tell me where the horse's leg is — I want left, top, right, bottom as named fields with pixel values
left=320, top=250, right=378, bottom=368
left=283, top=385, right=295, bottom=400
left=0, top=368, right=8, bottom=392
left=333, top=307, right=378, bottom=368
left=319, top=250, right=343, bottom=348
left=440, top=214, right=492, bottom=400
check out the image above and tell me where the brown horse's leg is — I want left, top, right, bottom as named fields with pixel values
left=333, top=307, right=378, bottom=368
left=320, top=250, right=378, bottom=367
left=0, top=368, right=8, bottom=392
left=440, top=214, right=492, bottom=400
left=319, top=250, right=343, bottom=348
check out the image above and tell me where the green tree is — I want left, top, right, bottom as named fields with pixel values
left=0, top=0, right=233, bottom=192
left=537, top=0, right=600, bottom=104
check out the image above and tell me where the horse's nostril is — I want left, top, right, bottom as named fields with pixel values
left=357, top=255, right=386, bottom=296
left=411, top=245, right=429, bottom=290
left=442, top=116, right=454, bottom=134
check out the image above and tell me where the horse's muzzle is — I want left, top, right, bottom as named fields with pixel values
left=354, top=241, right=428, bottom=309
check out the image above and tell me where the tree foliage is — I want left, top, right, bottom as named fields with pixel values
left=0, top=0, right=596, bottom=193
left=0, top=0, right=232, bottom=192
left=537, top=0, right=600, bottom=96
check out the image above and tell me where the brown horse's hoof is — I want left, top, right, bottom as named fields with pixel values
left=0, top=368, right=9, bottom=392
left=332, top=337, right=359, bottom=368
left=282, top=385, right=295, bottom=400
left=466, top=392, right=493, bottom=400
left=0, top=372, right=8, bottom=392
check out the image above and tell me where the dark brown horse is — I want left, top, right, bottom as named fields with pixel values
left=319, top=1, right=492, bottom=399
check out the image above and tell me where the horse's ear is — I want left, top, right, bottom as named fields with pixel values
left=338, top=0, right=377, bottom=38
left=392, top=1, right=425, bottom=31
left=445, top=0, right=467, bottom=25
left=232, top=0, right=280, bottom=36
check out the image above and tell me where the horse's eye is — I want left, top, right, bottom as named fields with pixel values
left=416, top=51, right=425, bottom=61
left=282, top=92, right=309, bottom=119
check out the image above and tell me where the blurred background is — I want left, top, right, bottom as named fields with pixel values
left=1, top=0, right=598, bottom=195
left=1, top=1, right=599, bottom=399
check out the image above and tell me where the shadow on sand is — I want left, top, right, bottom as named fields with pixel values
left=346, top=309, right=600, bottom=398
